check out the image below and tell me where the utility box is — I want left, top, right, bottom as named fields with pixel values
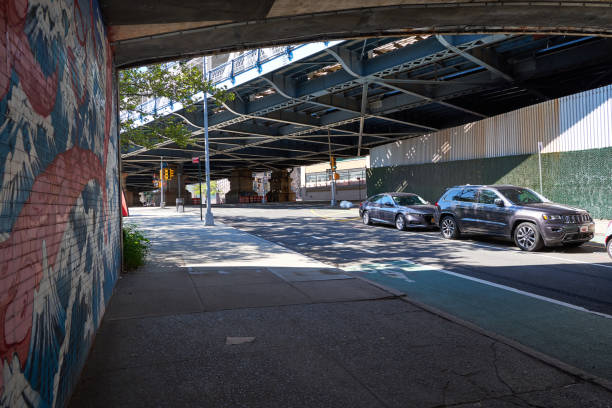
left=176, top=198, right=184, bottom=212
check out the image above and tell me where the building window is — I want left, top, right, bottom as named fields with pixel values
left=304, top=168, right=366, bottom=187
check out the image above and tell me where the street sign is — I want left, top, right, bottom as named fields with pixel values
left=192, top=157, right=200, bottom=164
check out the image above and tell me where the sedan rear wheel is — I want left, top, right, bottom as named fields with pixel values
left=362, top=210, right=372, bottom=225
left=607, top=239, right=612, bottom=259
left=440, top=216, right=459, bottom=239
left=514, top=222, right=543, bottom=252
left=395, top=214, right=407, bottom=231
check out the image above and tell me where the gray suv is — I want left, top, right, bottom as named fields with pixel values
left=434, top=185, right=595, bottom=251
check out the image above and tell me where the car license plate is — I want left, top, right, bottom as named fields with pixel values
left=580, top=225, right=588, bottom=233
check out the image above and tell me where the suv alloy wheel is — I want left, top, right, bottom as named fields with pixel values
left=514, top=222, right=543, bottom=251
left=440, top=216, right=460, bottom=239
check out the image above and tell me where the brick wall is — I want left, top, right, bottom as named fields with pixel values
left=0, top=1, right=120, bottom=407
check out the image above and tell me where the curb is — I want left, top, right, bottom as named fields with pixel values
left=355, top=276, right=406, bottom=298
left=397, top=294, right=612, bottom=393
left=354, top=275, right=612, bottom=393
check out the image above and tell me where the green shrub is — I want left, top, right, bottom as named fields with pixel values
left=122, top=224, right=151, bottom=271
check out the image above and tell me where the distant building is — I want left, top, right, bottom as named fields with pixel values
left=297, top=157, right=369, bottom=202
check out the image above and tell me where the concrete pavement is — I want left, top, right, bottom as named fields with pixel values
left=69, top=207, right=612, bottom=407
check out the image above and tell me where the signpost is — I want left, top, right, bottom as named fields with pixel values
left=202, top=57, right=214, bottom=226
left=192, top=156, right=202, bottom=221
left=327, top=130, right=336, bottom=206
left=160, top=156, right=164, bottom=208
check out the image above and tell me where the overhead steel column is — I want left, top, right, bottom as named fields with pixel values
left=358, top=83, right=368, bottom=157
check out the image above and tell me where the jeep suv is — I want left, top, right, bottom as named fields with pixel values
left=434, top=185, right=595, bottom=251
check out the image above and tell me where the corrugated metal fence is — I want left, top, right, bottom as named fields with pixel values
left=371, top=84, right=612, bottom=168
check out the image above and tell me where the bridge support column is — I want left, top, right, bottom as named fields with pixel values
left=266, top=170, right=295, bottom=202
left=226, top=168, right=256, bottom=204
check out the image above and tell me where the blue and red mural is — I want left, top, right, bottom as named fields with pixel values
left=0, top=0, right=120, bottom=406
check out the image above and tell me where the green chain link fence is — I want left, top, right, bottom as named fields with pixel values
left=367, top=147, right=612, bottom=219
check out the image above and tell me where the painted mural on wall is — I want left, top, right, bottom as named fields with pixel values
left=0, top=0, right=120, bottom=407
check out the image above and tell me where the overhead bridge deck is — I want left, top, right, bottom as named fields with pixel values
left=122, top=34, right=612, bottom=191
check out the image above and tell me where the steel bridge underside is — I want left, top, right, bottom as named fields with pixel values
left=122, top=34, right=612, bottom=191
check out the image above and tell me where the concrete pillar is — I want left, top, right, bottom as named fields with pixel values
left=225, top=168, right=256, bottom=203
left=266, top=170, right=296, bottom=202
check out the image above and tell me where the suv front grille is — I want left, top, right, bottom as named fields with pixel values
left=563, top=214, right=591, bottom=224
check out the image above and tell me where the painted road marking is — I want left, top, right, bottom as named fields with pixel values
left=347, top=262, right=415, bottom=283
left=331, top=240, right=377, bottom=254
left=533, top=253, right=612, bottom=270
left=345, top=258, right=612, bottom=381
left=309, top=209, right=361, bottom=222
left=311, top=235, right=325, bottom=240
left=404, top=258, right=612, bottom=319
left=346, top=259, right=612, bottom=319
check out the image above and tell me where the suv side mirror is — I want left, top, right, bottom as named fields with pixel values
left=494, top=198, right=504, bottom=207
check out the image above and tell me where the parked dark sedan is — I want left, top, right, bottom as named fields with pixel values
left=434, top=185, right=595, bottom=251
left=359, top=193, right=437, bottom=230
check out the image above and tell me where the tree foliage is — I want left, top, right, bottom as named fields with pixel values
left=119, top=61, right=234, bottom=150
left=190, top=181, right=218, bottom=198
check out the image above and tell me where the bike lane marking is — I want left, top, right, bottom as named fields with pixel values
left=344, top=259, right=612, bottom=381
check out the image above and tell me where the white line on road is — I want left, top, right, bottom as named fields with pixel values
left=331, top=240, right=376, bottom=254
left=532, top=253, right=612, bottom=270
left=403, top=258, right=612, bottom=320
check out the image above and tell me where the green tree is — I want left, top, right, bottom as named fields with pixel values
left=119, top=61, right=234, bottom=150
left=191, top=181, right=218, bottom=198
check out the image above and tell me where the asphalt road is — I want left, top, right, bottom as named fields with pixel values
left=185, top=205, right=612, bottom=381
left=207, top=206, right=612, bottom=316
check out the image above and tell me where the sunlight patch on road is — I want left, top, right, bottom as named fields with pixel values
left=309, top=209, right=360, bottom=222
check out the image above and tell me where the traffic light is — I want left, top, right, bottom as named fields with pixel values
left=330, top=157, right=336, bottom=170
left=168, top=168, right=175, bottom=180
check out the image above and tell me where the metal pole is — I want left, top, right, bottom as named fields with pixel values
left=198, top=159, right=203, bottom=221
left=203, top=57, right=214, bottom=225
left=262, top=171, right=267, bottom=203
left=538, top=141, right=543, bottom=194
left=160, top=156, right=164, bottom=208
left=327, top=130, right=336, bottom=206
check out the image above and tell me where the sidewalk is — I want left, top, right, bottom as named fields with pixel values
left=69, top=208, right=612, bottom=407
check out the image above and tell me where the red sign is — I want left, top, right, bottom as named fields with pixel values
left=192, top=157, right=200, bottom=163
